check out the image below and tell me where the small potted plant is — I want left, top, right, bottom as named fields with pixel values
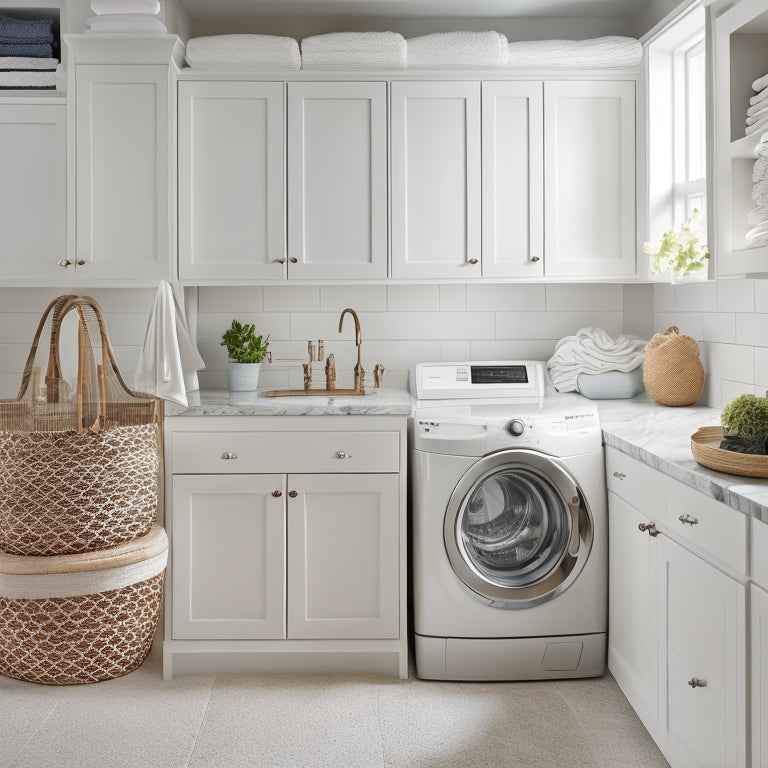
left=221, top=319, right=270, bottom=392
left=643, top=208, right=709, bottom=283
left=720, top=393, right=768, bottom=455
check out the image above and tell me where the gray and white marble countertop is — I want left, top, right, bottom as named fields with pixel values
left=163, top=388, right=768, bottom=524
left=163, top=388, right=414, bottom=418
left=597, top=396, right=768, bottom=525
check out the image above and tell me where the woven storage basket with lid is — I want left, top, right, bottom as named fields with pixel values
left=0, top=295, right=162, bottom=556
left=0, top=525, right=167, bottom=685
left=643, top=326, right=705, bottom=407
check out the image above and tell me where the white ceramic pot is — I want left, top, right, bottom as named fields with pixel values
left=226, top=362, right=261, bottom=392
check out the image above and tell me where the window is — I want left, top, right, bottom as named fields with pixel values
left=646, top=2, right=708, bottom=275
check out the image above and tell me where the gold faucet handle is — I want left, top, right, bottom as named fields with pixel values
left=374, top=363, right=386, bottom=388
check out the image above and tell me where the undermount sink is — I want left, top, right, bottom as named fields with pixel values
left=260, top=388, right=375, bottom=397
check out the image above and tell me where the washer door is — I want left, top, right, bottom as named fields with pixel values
left=443, top=449, right=593, bottom=607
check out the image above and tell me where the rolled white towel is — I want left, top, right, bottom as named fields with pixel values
left=83, top=14, right=166, bottom=33
left=407, top=31, right=508, bottom=68
left=754, top=73, right=768, bottom=92
left=507, top=36, right=642, bottom=68
left=90, top=0, right=160, bottom=14
left=301, top=31, right=406, bottom=70
left=186, top=34, right=300, bottom=70
left=546, top=327, right=646, bottom=393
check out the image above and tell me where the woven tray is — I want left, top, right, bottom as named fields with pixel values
left=691, top=426, right=768, bottom=478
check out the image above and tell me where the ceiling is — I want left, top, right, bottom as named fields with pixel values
left=179, top=0, right=653, bottom=19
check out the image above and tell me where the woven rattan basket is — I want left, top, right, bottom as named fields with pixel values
left=643, top=326, right=705, bottom=407
left=0, top=296, right=162, bottom=556
left=691, top=426, right=768, bottom=478
left=0, top=525, right=168, bottom=685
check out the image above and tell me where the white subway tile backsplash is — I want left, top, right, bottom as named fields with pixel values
left=321, top=285, right=387, bottom=311
left=654, top=313, right=703, bottom=340
left=196, top=312, right=290, bottom=344
left=263, top=285, right=320, bottom=312
left=703, top=342, right=754, bottom=392
left=653, top=283, right=675, bottom=313
left=439, top=341, right=471, bottom=362
left=466, top=284, right=545, bottom=311
left=198, top=287, right=264, bottom=313
left=702, top=313, right=736, bottom=344
left=387, top=284, right=440, bottom=311
left=666, top=281, right=717, bottom=312
left=755, top=348, right=768, bottom=392
left=755, top=281, right=768, bottom=313
left=439, top=284, right=466, bottom=311
left=471, top=339, right=558, bottom=361
left=545, top=284, right=622, bottom=312
left=736, top=313, right=768, bottom=347
left=496, top=312, right=622, bottom=340
left=717, top=279, right=754, bottom=313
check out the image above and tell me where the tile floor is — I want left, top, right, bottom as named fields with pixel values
left=0, top=643, right=670, bottom=768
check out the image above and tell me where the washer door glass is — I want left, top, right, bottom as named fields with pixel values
left=444, top=449, right=592, bottom=606
left=461, top=467, right=570, bottom=587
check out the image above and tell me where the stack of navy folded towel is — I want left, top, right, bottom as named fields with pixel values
left=0, top=14, right=58, bottom=90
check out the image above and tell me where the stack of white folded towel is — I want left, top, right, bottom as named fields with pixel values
left=407, top=31, right=508, bottom=68
left=746, top=72, right=768, bottom=136
left=186, top=34, right=300, bottom=70
left=83, top=0, right=166, bottom=35
left=546, top=327, right=647, bottom=394
left=0, top=14, right=59, bottom=90
left=301, top=32, right=406, bottom=70
left=506, top=36, right=642, bottom=68
left=748, top=132, right=768, bottom=247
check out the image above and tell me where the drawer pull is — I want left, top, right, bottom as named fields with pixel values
left=679, top=514, right=699, bottom=526
left=288, top=490, right=298, bottom=498
left=220, top=451, right=238, bottom=460
left=613, top=471, right=626, bottom=480
left=688, top=678, right=707, bottom=689
left=336, top=450, right=352, bottom=459
left=638, top=522, right=659, bottom=537
left=272, top=490, right=282, bottom=498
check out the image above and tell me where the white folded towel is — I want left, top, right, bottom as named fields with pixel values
left=751, top=86, right=768, bottom=106
left=301, top=31, right=406, bottom=70
left=546, top=326, right=647, bottom=393
left=507, top=36, right=642, bottom=68
left=746, top=116, right=768, bottom=136
left=90, top=0, right=160, bottom=14
left=407, top=31, right=508, bottom=68
left=83, top=14, right=167, bottom=33
left=754, top=73, right=768, bottom=92
left=0, top=69, right=56, bottom=88
left=747, top=102, right=768, bottom=124
left=186, top=34, right=300, bottom=70
left=0, top=56, right=58, bottom=70
left=134, top=281, right=205, bottom=407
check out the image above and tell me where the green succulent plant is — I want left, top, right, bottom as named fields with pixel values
left=221, top=320, right=270, bottom=364
left=644, top=209, right=709, bottom=280
left=720, top=394, right=768, bottom=454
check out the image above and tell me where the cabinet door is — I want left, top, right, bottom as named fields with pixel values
left=287, top=473, right=399, bottom=639
left=659, top=536, right=747, bottom=768
left=390, top=81, right=481, bottom=278
left=0, top=104, right=67, bottom=281
left=288, top=82, right=387, bottom=279
left=607, top=492, right=659, bottom=727
left=544, top=81, right=636, bottom=277
left=178, top=81, right=285, bottom=282
left=752, top=583, right=768, bottom=768
left=75, top=65, right=173, bottom=281
left=481, top=82, right=544, bottom=277
left=172, top=474, right=286, bottom=640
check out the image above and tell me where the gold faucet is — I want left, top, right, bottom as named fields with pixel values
left=338, top=307, right=365, bottom=393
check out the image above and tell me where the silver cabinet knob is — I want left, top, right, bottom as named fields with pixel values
left=289, top=257, right=298, bottom=263
left=288, top=490, right=298, bottom=498
left=688, top=678, right=707, bottom=688
left=272, top=490, right=282, bottom=498
left=336, top=450, right=352, bottom=459
left=530, top=255, right=541, bottom=262
left=638, top=522, right=659, bottom=537
left=467, top=258, right=479, bottom=265
left=220, top=451, right=238, bottom=460
left=613, top=471, right=626, bottom=480
left=58, top=259, right=72, bottom=267
left=273, top=258, right=286, bottom=264
left=679, top=514, right=699, bottom=526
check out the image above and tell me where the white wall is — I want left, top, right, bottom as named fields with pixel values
left=654, top=278, right=768, bottom=408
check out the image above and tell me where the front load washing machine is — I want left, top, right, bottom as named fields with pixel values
left=409, top=361, right=607, bottom=681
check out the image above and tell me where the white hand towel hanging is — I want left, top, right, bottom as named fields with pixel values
left=134, top=280, right=205, bottom=406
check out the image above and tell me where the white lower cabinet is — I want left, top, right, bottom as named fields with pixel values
left=164, top=416, right=407, bottom=680
left=607, top=447, right=748, bottom=768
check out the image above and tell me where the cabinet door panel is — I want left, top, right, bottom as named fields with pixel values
left=287, top=473, right=399, bottom=639
left=76, top=65, right=172, bottom=280
left=172, top=474, right=286, bottom=640
left=544, top=81, right=636, bottom=277
left=288, top=82, right=387, bottom=279
left=753, top=583, right=768, bottom=768
left=0, top=104, right=67, bottom=280
left=481, top=81, right=543, bottom=277
left=390, top=81, right=481, bottom=278
left=607, top=492, right=658, bottom=725
left=178, top=81, right=285, bottom=281
left=660, top=536, right=746, bottom=768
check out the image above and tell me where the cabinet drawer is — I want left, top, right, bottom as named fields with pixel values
left=605, top=447, right=665, bottom=515
left=172, top=431, right=399, bottom=474
left=665, top=479, right=747, bottom=576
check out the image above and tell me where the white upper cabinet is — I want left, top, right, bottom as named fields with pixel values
left=287, top=81, right=387, bottom=280
left=178, top=81, right=286, bottom=282
left=390, top=81, right=482, bottom=279
left=74, top=63, right=174, bottom=282
left=481, top=81, right=544, bottom=277
left=0, top=103, right=67, bottom=282
left=543, top=80, right=636, bottom=277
